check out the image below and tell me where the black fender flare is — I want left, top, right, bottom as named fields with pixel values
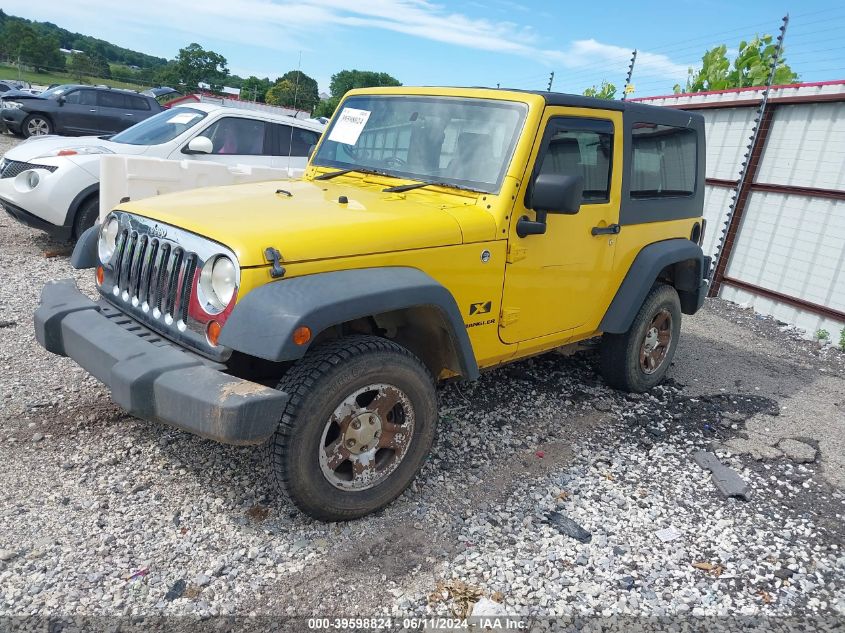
left=600, top=239, right=707, bottom=334
left=218, top=267, right=480, bottom=380
left=64, top=183, right=99, bottom=231
left=71, top=224, right=99, bottom=269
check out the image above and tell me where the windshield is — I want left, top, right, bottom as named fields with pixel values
left=110, top=107, right=207, bottom=145
left=39, top=85, right=77, bottom=99
left=312, top=95, right=527, bottom=193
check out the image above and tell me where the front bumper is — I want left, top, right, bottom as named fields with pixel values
left=0, top=156, right=96, bottom=231
left=2, top=107, right=25, bottom=133
left=34, top=279, right=288, bottom=445
left=1, top=197, right=71, bottom=239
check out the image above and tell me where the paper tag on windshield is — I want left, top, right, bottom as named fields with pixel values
left=328, top=108, right=371, bottom=145
left=168, top=112, right=201, bottom=125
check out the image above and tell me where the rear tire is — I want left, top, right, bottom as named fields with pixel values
left=72, top=195, right=99, bottom=240
left=269, top=335, right=437, bottom=521
left=22, top=114, right=52, bottom=138
left=600, top=284, right=681, bottom=392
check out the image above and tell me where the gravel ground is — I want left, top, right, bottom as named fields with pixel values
left=0, top=131, right=843, bottom=630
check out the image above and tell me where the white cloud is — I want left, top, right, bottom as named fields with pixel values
left=545, top=39, right=690, bottom=78
left=2, top=0, right=690, bottom=82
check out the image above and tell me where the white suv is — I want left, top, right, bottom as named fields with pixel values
left=0, top=103, right=324, bottom=240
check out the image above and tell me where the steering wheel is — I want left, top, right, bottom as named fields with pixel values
left=342, top=146, right=370, bottom=161
left=383, top=155, right=407, bottom=167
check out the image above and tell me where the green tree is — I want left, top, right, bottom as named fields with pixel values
left=169, top=43, right=229, bottom=92
left=240, top=75, right=272, bottom=102
left=67, top=52, right=111, bottom=82
left=265, top=70, right=319, bottom=111
left=675, top=35, right=799, bottom=93
left=329, top=69, right=400, bottom=97
left=314, top=69, right=401, bottom=118
left=0, top=20, right=64, bottom=71
left=68, top=52, right=93, bottom=82
left=583, top=80, right=617, bottom=99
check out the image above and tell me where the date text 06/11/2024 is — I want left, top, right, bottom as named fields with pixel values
left=307, top=617, right=528, bottom=630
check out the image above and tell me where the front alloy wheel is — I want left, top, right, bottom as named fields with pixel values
left=269, top=335, right=437, bottom=521
left=318, top=383, right=415, bottom=491
left=23, top=115, right=52, bottom=138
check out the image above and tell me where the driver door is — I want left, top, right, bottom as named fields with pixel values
left=499, top=107, right=623, bottom=344
left=59, top=89, right=100, bottom=134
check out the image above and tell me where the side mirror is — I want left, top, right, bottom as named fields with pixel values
left=517, top=173, right=584, bottom=237
left=57, top=95, right=65, bottom=106
left=183, top=136, right=213, bottom=155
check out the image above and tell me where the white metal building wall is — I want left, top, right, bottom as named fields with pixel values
left=720, top=100, right=845, bottom=337
left=633, top=83, right=845, bottom=340
left=699, top=107, right=757, bottom=259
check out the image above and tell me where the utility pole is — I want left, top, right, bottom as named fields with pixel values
left=547, top=71, right=554, bottom=92
left=621, top=49, right=637, bottom=100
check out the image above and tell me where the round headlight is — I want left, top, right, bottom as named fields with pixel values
left=199, top=255, right=237, bottom=313
left=26, top=171, right=39, bottom=189
left=98, top=216, right=119, bottom=263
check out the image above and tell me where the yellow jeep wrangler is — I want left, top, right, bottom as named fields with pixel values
left=35, top=87, right=709, bottom=521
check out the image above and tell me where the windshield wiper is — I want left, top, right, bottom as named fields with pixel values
left=382, top=180, right=479, bottom=194
left=382, top=181, right=433, bottom=193
left=314, top=168, right=357, bottom=181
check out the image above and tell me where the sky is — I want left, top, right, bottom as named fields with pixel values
left=3, top=0, right=845, bottom=98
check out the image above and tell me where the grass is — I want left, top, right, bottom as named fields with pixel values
left=0, top=63, right=149, bottom=92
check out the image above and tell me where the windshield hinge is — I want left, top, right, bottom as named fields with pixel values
left=264, top=247, right=286, bottom=279
left=499, top=308, right=520, bottom=327
left=506, top=245, right=527, bottom=263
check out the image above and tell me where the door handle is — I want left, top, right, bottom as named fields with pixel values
left=591, top=224, right=621, bottom=236
left=89, top=109, right=97, bottom=112
left=125, top=113, right=134, bottom=116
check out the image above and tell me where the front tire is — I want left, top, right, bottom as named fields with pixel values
left=22, top=114, right=52, bottom=138
left=269, top=335, right=437, bottom=521
left=72, top=195, right=99, bottom=240
left=600, top=284, right=682, bottom=392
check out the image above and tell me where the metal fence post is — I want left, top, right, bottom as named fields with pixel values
left=709, top=14, right=790, bottom=296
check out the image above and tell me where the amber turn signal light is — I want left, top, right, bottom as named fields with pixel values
left=96, top=266, right=104, bottom=286
left=292, top=326, right=312, bottom=346
left=206, top=320, right=222, bottom=347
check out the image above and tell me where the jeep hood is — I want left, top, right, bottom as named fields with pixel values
left=118, top=178, right=495, bottom=267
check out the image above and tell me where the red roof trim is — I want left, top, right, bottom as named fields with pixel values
left=630, top=79, right=845, bottom=102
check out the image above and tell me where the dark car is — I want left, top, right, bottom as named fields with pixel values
left=1, top=84, right=161, bottom=138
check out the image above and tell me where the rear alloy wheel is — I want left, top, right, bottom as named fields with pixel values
left=23, top=114, right=52, bottom=138
left=600, top=284, right=682, bottom=392
left=269, top=335, right=437, bottom=521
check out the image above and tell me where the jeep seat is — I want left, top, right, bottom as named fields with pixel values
left=448, top=132, right=496, bottom=181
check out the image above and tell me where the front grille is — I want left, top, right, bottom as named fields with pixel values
left=111, top=228, right=198, bottom=326
left=0, top=159, right=58, bottom=179
left=100, top=211, right=237, bottom=362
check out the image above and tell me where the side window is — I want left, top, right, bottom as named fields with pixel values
left=201, top=117, right=266, bottom=155
left=630, top=123, right=697, bottom=198
left=65, top=90, right=97, bottom=106
left=128, top=96, right=151, bottom=111
left=98, top=92, right=128, bottom=109
left=276, top=124, right=320, bottom=157
left=536, top=117, right=613, bottom=203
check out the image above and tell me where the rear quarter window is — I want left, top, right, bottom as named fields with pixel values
left=630, top=123, right=697, bottom=198
left=98, top=92, right=129, bottom=109
left=128, top=96, right=151, bottom=111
